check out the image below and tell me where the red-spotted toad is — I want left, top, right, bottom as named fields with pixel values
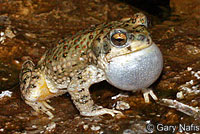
left=20, top=13, right=163, bottom=118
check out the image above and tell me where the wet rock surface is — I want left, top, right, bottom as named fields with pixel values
left=0, top=0, right=200, bottom=133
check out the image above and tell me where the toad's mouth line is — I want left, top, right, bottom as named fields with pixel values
left=107, top=43, right=152, bottom=61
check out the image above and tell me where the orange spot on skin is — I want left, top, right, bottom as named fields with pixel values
left=80, top=41, right=84, bottom=45
left=63, top=45, right=67, bottom=49
left=75, top=45, right=79, bottom=49
left=75, top=39, right=78, bottom=43
left=53, top=56, right=57, bottom=60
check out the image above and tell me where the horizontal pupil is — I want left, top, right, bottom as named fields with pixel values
left=115, top=38, right=124, bottom=42
left=111, top=30, right=128, bottom=47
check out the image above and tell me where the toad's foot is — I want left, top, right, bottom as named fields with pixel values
left=142, top=88, right=158, bottom=103
left=80, top=106, right=123, bottom=117
left=25, top=100, right=55, bottom=119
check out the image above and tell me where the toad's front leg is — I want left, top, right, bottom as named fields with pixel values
left=68, top=65, right=123, bottom=117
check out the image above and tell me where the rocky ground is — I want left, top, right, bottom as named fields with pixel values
left=0, top=0, right=200, bottom=133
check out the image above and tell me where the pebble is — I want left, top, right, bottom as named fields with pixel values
left=0, top=90, right=12, bottom=98
left=115, top=101, right=130, bottom=110
left=91, top=125, right=101, bottom=131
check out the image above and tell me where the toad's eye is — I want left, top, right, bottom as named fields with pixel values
left=111, top=30, right=127, bottom=47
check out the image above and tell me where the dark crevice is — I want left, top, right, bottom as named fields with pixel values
left=119, top=0, right=171, bottom=21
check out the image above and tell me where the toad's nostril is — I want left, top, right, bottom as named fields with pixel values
left=137, top=34, right=146, bottom=41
